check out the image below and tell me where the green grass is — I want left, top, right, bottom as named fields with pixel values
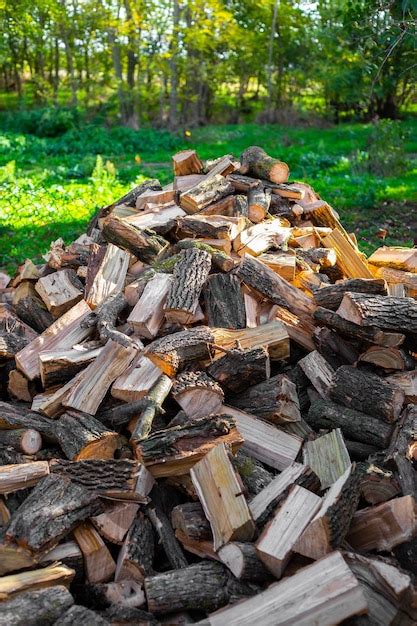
left=1, top=120, right=416, bottom=273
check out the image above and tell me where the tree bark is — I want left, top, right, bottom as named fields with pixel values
left=204, top=273, right=246, bottom=329
left=0, top=586, right=73, bottom=626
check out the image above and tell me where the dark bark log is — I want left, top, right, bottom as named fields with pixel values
left=180, top=174, right=234, bottom=213
left=207, top=346, right=270, bottom=393
left=204, top=274, right=245, bottom=329
left=345, top=440, right=379, bottom=461
left=218, top=542, right=272, bottom=583
left=230, top=374, right=300, bottom=424
left=101, top=605, right=156, bottom=625
left=130, top=375, right=172, bottom=442
left=81, top=291, right=131, bottom=348
left=314, top=279, right=387, bottom=310
left=227, top=173, right=261, bottom=192
left=240, top=146, right=289, bottom=184
left=312, top=326, right=360, bottom=370
left=144, top=561, right=255, bottom=614
left=146, top=500, right=188, bottom=570
left=386, top=405, right=417, bottom=463
left=5, top=474, right=103, bottom=555
left=359, top=463, right=401, bottom=505
left=115, top=511, right=155, bottom=582
left=53, top=605, right=109, bottom=626
left=0, top=401, right=57, bottom=442
left=232, top=450, right=273, bottom=498
left=177, top=239, right=235, bottom=272
left=164, top=248, right=211, bottom=324
left=0, top=443, right=24, bottom=465
left=296, top=248, right=337, bottom=269
left=145, top=326, right=215, bottom=377
left=176, top=215, right=243, bottom=241
left=14, top=285, right=54, bottom=333
left=393, top=538, right=417, bottom=575
left=55, top=411, right=119, bottom=461
left=247, top=183, right=271, bottom=223
left=307, top=397, right=393, bottom=448
left=171, top=502, right=211, bottom=539
left=0, top=331, right=29, bottom=361
left=171, top=371, right=224, bottom=420
left=0, top=586, right=74, bottom=626
left=328, top=365, right=405, bottom=423
left=102, top=216, right=169, bottom=264
left=0, top=428, right=42, bottom=455
left=337, top=292, right=417, bottom=336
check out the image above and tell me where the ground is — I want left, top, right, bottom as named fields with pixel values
left=0, top=120, right=416, bottom=273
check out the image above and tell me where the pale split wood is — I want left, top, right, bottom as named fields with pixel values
left=368, top=246, right=417, bottom=272
left=303, top=428, right=351, bottom=489
left=111, top=354, right=162, bottom=402
left=35, top=268, right=83, bottom=317
left=127, top=272, right=172, bottom=338
left=73, top=521, right=116, bottom=583
left=321, top=228, right=373, bottom=279
left=0, top=461, right=50, bottom=494
left=86, top=243, right=130, bottom=309
left=0, top=564, right=74, bottom=600
left=298, top=350, right=334, bottom=398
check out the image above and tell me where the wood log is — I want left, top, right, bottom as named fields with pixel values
left=303, top=428, right=351, bottom=489
left=77, top=579, right=145, bottom=611
left=13, top=281, right=54, bottom=333
left=347, top=495, right=417, bottom=552
left=307, top=397, right=393, bottom=449
left=240, top=146, right=289, bottom=184
left=174, top=528, right=219, bottom=561
left=127, top=273, right=172, bottom=338
left=0, top=331, right=29, bottom=361
left=0, top=428, right=42, bottom=454
left=337, top=292, right=417, bottom=335
left=91, top=501, right=139, bottom=544
left=129, top=374, right=173, bottom=442
left=360, top=464, right=401, bottom=505
left=92, top=178, right=161, bottom=225
left=298, top=350, right=334, bottom=398
left=274, top=304, right=316, bottom=351
left=179, top=174, right=234, bottom=214
left=207, top=346, right=270, bottom=393
left=314, top=278, right=388, bottom=310
left=232, top=449, right=274, bottom=497
left=210, top=321, right=290, bottom=361
left=321, top=229, right=373, bottom=279
left=0, top=565, right=74, bottom=602
left=172, top=150, right=203, bottom=176
left=144, top=561, right=254, bottom=615
left=0, top=586, right=73, bottom=623
left=230, top=374, right=300, bottom=424
left=33, top=374, right=83, bottom=419
left=312, top=326, right=359, bottom=370
left=125, top=203, right=185, bottom=230
left=221, top=405, right=302, bottom=471
left=328, top=365, right=405, bottom=423
left=386, top=405, right=417, bottom=463
left=190, top=443, right=255, bottom=550
left=111, top=355, right=162, bottom=403
left=176, top=214, right=245, bottom=241
left=0, top=542, right=35, bottom=576
left=85, top=243, right=130, bottom=309
left=35, top=269, right=83, bottom=317
left=0, top=461, right=50, bottom=495
left=372, top=266, right=417, bottom=293
left=177, top=238, right=235, bottom=272
left=204, top=273, right=246, bottom=329
left=233, top=220, right=291, bottom=256
left=204, top=551, right=367, bottom=626
left=0, top=401, right=58, bottom=442
left=73, top=522, right=116, bottom=583
left=134, top=188, right=176, bottom=211
left=249, top=462, right=320, bottom=526
left=52, top=604, right=110, bottom=626
left=134, top=414, right=243, bottom=478
left=55, top=412, right=119, bottom=460
left=81, top=290, right=133, bottom=348
left=358, top=345, right=411, bottom=371
left=296, top=247, right=336, bottom=269
left=39, top=343, right=103, bottom=388
left=368, top=246, right=417, bottom=272
left=101, top=217, right=168, bottom=265
left=218, top=542, right=271, bottom=582
left=39, top=541, right=83, bottom=578
left=171, top=371, right=224, bottom=420
left=171, top=502, right=211, bottom=540
left=256, top=485, right=322, bottom=578
left=5, top=474, right=103, bottom=556
left=294, top=464, right=360, bottom=560
left=204, top=155, right=239, bottom=178
left=15, top=299, right=93, bottom=380
left=146, top=500, right=188, bottom=570
left=164, top=248, right=211, bottom=324
left=258, top=251, right=296, bottom=281
left=247, top=183, right=271, bottom=223
left=63, top=340, right=137, bottom=415
left=115, top=511, right=155, bottom=582
left=386, top=370, right=417, bottom=402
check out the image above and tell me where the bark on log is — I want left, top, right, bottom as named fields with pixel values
left=13, top=282, right=54, bottom=333
left=55, top=411, right=119, bottom=460
left=0, top=586, right=74, bottom=626
left=180, top=174, right=234, bottom=214
left=52, top=605, right=109, bottom=626
left=0, top=401, right=57, bottom=442
left=337, top=292, right=417, bottom=336
left=0, top=428, right=42, bottom=455
left=102, top=216, right=169, bottom=264
left=218, top=542, right=271, bottom=582
left=230, top=374, right=300, bottom=424
left=314, top=279, right=387, bottom=310
left=146, top=501, right=188, bottom=570
left=204, top=273, right=246, bottom=329
left=177, top=239, right=235, bottom=272
left=232, top=450, right=274, bottom=498
left=115, top=511, right=155, bottom=582
left=164, top=248, right=211, bottom=324
left=82, top=291, right=131, bottom=347
left=171, top=502, right=211, bottom=540
left=247, top=183, right=271, bottom=223
left=312, top=326, right=359, bottom=370
left=129, top=374, right=172, bottom=442
left=207, top=346, right=270, bottom=393
left=171, top=371, right=224, bottom=420
left=240, top=147, right=289, bottom=184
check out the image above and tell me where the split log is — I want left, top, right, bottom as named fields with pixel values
left=146, top=500, right=188, bottom=570
left=0, top=461, right=50, bottom=495
left=296, top=247, right=337, bottom=269
left=39, top=344, right=103, bottom=388
left=360, top=464, right=401, bottom=505
left=218, top=542, right=271, bottom=582
left=307, top=397, right=393, bottom=449
left=134, top=414, right=243, bottom=478
left=240, top=146, right=289, bottom=184
left=358, top=345, right=412, bottom=371
left=294, top=464, right=360, bottom=560
left=258, top=251, right=296, bottom=281
left=5, top=474, right=103, bottom=556
left=256, top=485, right=322, bottom=578
left=172, top=150, right=203, bottom=176
left=171, top=371, right=224, bottom=420
left=337, top=292, right=417, bottom=335
left=81, top=291, right=133, bottom=348
left=0, top=401, right=57, bottom=442
left=73, top=522, right=116, bottom=583
left=347, top=495, right=417, bottom=552
left=77, top=579, right=145, bottom=611
left=387, top=370, right=417, bottom=403
left=210, top=321, right=290, bottom=361
left=144, top=561, right=254, bottom=615
left=0, top=565, right=72, bottom=600
left=0, top=428, right=41, bottom=454
left=328, top=365, right=405, bottom=423
left=204, top=273, right=246, bottom=329
left=190, top=443, right=255, bottom=550
left=33, top=373, right=83, bottom=418
left=101, top=217, right=168, bottom=265
left=321, top=229, right=373, bottom=279
left=35, top=269, right=83, bottom=317
left=40, top=541, right=84, bottom=578
left=204, top=155, right=239, bottom=178
left=314, top=278, right=387, bottom=310
left=52, top=604, right=110, bottom=626
left=249, top=462, right=320, bottom=526
left=125, top=203, right=185, bottom=230
left=247, top=183, right=271, bottom=223
left=230, top=374, right=300, bottom=424
left=0, top=586, right=74, bottom=623
left=298, top=350, right=334, bottom=398
left=115, top=511, right=155, bottom=582
left=171, top=502, right=211, bottom=540
left=0, top=331, right=29, bottom=361
left=129, top=374, right=173, bottom=442
left=134, top=188, right=176, bottom=211
left=179, top=174, right=234, bottom=214
left=164, top=248, right=211, bottom=324
left=15, top=299, right=93, bottom=380
left=91, top=501, right=139, bottom=544
left=55, top=412, right=119, bottom=460
left=85, top=243, right=130, bottom=309
left=176, top=214, right=245, bottom=241
left=368, top=246, right=417, bottom=272
left=92, top=178, right=161, bottom=226
left=13, top=281, right=54, bottom=333
left=204, top=551, right=367, bottom=626
left=386, top=405, right=417, bottom=463
left=207, top=346, right=270, bottom=393
left=144, top=326, right=215, bottom=376
left=233, top=220, right=291, bottom=256
left=63, top=339, right=137, bottom=415
left=221, top=405, right=302, bottom=471
left=232, top=450, right=274, bottom=497
left=312, top=326, right=359, bottom=370
left=0, top=542, right=35, bottom=576
left=372, top=266, right=417, bottom=293
left=303, top=428, right=351, bottom=489
left=177, top=239, right=235, bottom=272
left=111, top=355, right=161, bottom=403
left=174, top=528, right=219, bottom=561
left=127, top=273, right=172, bottom=338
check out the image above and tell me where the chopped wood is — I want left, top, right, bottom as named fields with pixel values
left=39, top=343, right=103, bottom=388
left=0, top=587, right=74, bottom=624
left=54, top=412, right=119, bottom=460
left=218, top=542, right=271, bottom=582
left=91, top=501, right=139, bottom=544
left=360, top=463, right=401, bottom=505
left=85, top=243, right=130, bottom=308
left=0, top=564, right=74, bottom=601
left=171, top=371, right=224, bottom=420
left=233, top=220, right=291, bottom=256
left=127, top=272, right=172, bottom=338
left=111, top=354, right=161, bottom=402
left=314, top=277, right=387, bottom=310
left=298, top=350, right=334, bottom=398
left=35, top=268, right=83, bottom=317
left=258, top=251, right=296, bottom=281
left=240, top=146, right=289, bottom=184
left=359, top=344, right=411, bottom=370
left=115, top=511, right=155, bottom=582
left=337, top=292, right=417, bottom=335
left=247, top=183, right=271, bottom=223
left=177, top=214, right=245, bottom=240
left=0, top=461, right=50, bottom=494
left=74, top=521, right=116, bottom=583
left=303, top=428, right=351, bottom=489
left=204, top=273, right=246, bottom=329
left=180, top=174, right=234, bottom=214
left=13, top=281, right=54, bottom=333
left=101, top=218, right=168, bottom=266
left=125, top=203, right=185, bottom=230
left=171, top=502, right=211, bottom=540
left=207, top=346, right=270, bottom=393
left=230, top=374, right=300, bottom=424
left=0, top=428, right=42, bottom=454
left=7, top=368, right=35, bottom=403
left=172, top=150, right=203, bottom=176
left=321, top=228, right=373, bottom=278
left=387, top=370, right=417, bottom=403
left=164, top=248, right=211, bottom=324
left=368, top=246, right=417, bottom=272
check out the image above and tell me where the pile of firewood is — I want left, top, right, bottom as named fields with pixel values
left=0, top=145, right=417, bottom=625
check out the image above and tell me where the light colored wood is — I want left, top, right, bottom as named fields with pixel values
left=256, top=485, right=321, bottom=578
left=211, top=321, right=290, bottom=361
left=190, top=443, right=255, bottom=550
left=125, top=203, right=185, bottom=229
left=0, top=303, right=38, bottom=340
left=73, top=521, right=116, bottom=583
left=86, top=243, right=130, bottom=309
left=177, top=214, right=246, bottom=240
left=172, top=372, right=224, bottom=420
left=64, top=339, right=137, bottom=415
left=298, top=350, right=334, bottom=398
left=39, top=541, right=82, bottom=564
left=0, top=428, right=42, bottom=454
left=347, top=495, right=417, bottom=552
left=0, top=543, right=35, bottom=576
left=274, top=305, right=315, bottom=352
left=11, top=258, right=40, bottom=287
left=368, top=246, right=417, bottom=272
left=35, top=370, right=85, bottom=417
left=35, top=269, right=82, bottom=317
left=371, top=265, right=417, bottom=292
left=15, top=299, right=92, bottom=380
left=258, top=252, right=296, bottom=281
left=220, top=406, right=302, bottom=471
left=127, top=273, right=172, bottom=339
left=172, top=149, right=203, bottom=176
left=175, top=529, right=219, bottom=562
left=243, top=292, right=259, bottom=328
left=321, top=228, right=373, bottom=278
left=233, top=221, right=291, bottom=256
left=195, top=238, right=232, bottom=254
left=205, top=551, right=367, bottom=626
left=112, top=354, right=162, bottom=402
left=0, top=461, right=50, bottom=495
left=179, top=174, right=234, bottom=214
left=174, top=173, right=206, bottom=191
left=135, top=188, right=176, bottom=210
left=303, top=428, right=351, bottom=489
left=91, top=502, right=139, bottom=544
left=387, top=370, right=417, bottom=402
left=0, top=564, right=74, bottom=600
left=39, top=344, right=103, bottom=388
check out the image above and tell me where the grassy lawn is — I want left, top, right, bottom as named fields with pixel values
left=1, top=120, right=416, bottom=273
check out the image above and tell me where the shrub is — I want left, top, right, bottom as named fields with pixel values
left=357, top=120, right=409, bottom=177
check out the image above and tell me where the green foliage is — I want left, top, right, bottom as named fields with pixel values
left=359, top=120, right=409, bottom=177
left=0, top=107, right=81, bottom=137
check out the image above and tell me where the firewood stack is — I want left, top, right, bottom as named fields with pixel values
left=0, top=145, right=417, bottom=624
